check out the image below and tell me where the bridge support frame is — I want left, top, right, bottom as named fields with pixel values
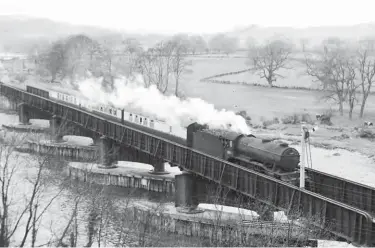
left=98, top=135, right=117, bottom=169
left=149, top=160, right=170, bottom=175
left=50, top=115, right=63, bottom=142
left=18, top=103, right=30, bottom=125
left=175, top=172, right=204, bottom=214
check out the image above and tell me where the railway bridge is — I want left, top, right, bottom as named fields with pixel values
left=0, top=82, right=375, bottom=246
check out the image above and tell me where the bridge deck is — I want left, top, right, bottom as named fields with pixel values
left=1, top=82, right=374, bottom=246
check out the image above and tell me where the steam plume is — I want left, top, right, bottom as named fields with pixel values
left=77, top=75, right=251, bottom=134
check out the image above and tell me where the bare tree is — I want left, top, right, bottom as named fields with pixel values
left=169, top=37, right=192, bottom=97
left=208, top=34, right=238, bottom=55
left=137, top=41, right=174, bottom=93
left=357, top=39, right=375, bottom=118
left=247, top=39, right=292, bottom=87
left=305, top=50, right=345, bottom=116
left=344, top=58, right=358, bottom=119
left=123, top=38, right=144, bottom=77
left=40, top=41, right=66, bottom=82
left=189, top=35, right=207, bottom=54
left=37, top=34, right=103, bottom=85
left=0, top=131, right=64, bottom=247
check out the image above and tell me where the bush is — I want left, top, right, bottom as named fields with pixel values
left=262, top=117, right=279, bottom=128
left=358, top=129, right=375, bottom=139
left=236, top=110, right=251, bottom=125
left=281, top=114, right=300, bottom=124
left=281, top=113, right=315, bottom=125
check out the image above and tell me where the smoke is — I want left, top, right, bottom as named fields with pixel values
left=77, top=75, right=251, bottom=134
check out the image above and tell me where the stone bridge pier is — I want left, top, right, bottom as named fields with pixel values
left=98, top=135, right=117, bottom=169
left=49, top=115, right=63, bottom=142
left=149, top=159, right=170, bottom=175
left=175, top=171, right=275, bottom=220
left=18, top=103, right=30, bottom=125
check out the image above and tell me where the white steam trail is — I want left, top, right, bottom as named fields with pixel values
left=77, top=75, right=251, bottom=134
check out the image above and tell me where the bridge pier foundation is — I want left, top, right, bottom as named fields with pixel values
left=98, top=135, right=117, bottom=169
left=258, top=208, right=274, bottom=221
left=18, top=103, right=30, bottom=125
left=149, top=160, right=170, bottom=175
left=175, top=172, right=204, bottom=214
left=50, top=115, right=63, bottom=142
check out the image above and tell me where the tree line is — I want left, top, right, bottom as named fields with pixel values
left=35, top=33, right=240, bottom=97
left=245, top=37, right=375, bottom=120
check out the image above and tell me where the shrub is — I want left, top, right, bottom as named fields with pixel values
left=262, top=117, right=279, bottom=127
left=281, top=113, right=315, bottom=125
left=358, top=129, right=375, bottom=139
left=281, top=114, right=300, bottom=124
left=236, top=110, right=251, bottom=125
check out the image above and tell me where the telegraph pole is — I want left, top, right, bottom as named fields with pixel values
left=300, top=125, right=307, bottom=189
left=300, top=124, right=318, bottom=189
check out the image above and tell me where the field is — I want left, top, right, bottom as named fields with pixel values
left=180, top=56, right=375, bottom=124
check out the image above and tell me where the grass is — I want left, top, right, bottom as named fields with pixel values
left=179, top=56, right=375, bottom=127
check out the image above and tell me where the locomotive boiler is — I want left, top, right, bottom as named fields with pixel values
left=187, top=122, right=300, bottom=182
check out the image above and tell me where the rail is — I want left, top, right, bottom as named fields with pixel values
left=0, top=82, right=374, bottom=246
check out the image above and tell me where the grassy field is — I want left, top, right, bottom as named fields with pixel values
left=216, top=60, right=320, bottom=89
left=179, top=56, right=375, bottom=126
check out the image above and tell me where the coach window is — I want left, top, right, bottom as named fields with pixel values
left=129, top=114, right=133, bottom=121
left=140, top=117, right=143, bottom=124
left=114, top=110, right=117, bottom=116
left=109, top=109, right=112, bottom=114
left=100, top=106, right=103, bottom=111
left=229, top=141, right=233, bottom=147
left=150, top=120, right=154, bottom=128
left=144, top=118, right=148, bottom=126
left=135, top=115, right=139, bottom=123
left=169, top=126, right=172, bottom=133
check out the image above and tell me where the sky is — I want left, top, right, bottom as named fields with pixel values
left=0, top=0, right=374, bottom=34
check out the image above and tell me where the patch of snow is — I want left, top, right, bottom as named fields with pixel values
left=117, top=161, right=153, bottom=170
left=317, top=240, right=355, bottom=247
left=62, top=135, right=93, bottom=146
left=198, top=203, right=259, bottom=219
left=29, top=119, right=50, bottom=127
left=0, top=113, right=18, bottom=124
left=274, top=211, right=289, bottom=222
left=116, top=161, right=182, bottom=174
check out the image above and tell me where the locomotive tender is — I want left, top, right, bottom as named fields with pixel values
left=25, top=83, right=301, bottom=183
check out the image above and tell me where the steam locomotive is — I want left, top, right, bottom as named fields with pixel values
left=24, top=83, right=301, bottom=183
left=186, top=123, right=300, bottom=183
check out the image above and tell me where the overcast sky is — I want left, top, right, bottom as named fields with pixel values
left=0, top=0, right=374, bottom=34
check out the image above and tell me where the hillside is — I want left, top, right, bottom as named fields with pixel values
left=0, top=15, right=168, bottom=53
left=226, top=23, right=375, bottom=48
